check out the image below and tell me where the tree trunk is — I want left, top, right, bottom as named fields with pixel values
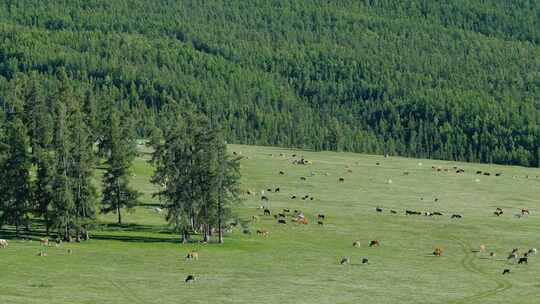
left=117, top=179, right=122, bottom=225
left=117, top=205, right=122, bottom=225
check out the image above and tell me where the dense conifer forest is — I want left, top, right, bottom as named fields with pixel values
left=0, top=0, right=539, bottom=166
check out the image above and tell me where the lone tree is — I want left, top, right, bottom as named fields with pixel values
left=101, top=106, right=139, bottom=225
left=150, top=105, right=240, bottom=243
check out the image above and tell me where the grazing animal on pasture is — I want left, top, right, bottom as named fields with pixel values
left=154, top=207, right=162, bottom=213
left=483, top=172, right=491, bottom=176
left=390, top=210, right=397, bottom=214
left=353, top=241, right=361, bottom=248
left=264, top=209, right=271, bottom=216
left=433, top=247, right=443, bottom=256
left=518, top=257, right=528, bottom=264
left=251, top=215, right=259, bottom=222
left=310, top=197, right=314, bottom=201
left=490, top=252, right=496, bottom=257
left=37, top=251, right=47, bottom=257
left=67, top=248, right=73, bottom=254
left=279, top=171, right=285, bottom=175
left=273, top=214, right=278, bottom=219
left=479, top=244, right=486, bottom=253
left=433, top=212, right=443, bottom=216
left=186, top=251, right=199, bottom=260
left=185, top=275, right=195, bottom=283
left=256, top=229, right=269, bottom=237
left=376, top=207, right=383, bottom=213
left=362, top=258, right=369, bottom=264
left=521, top=209, right=530, bottom=216
left=476, top=171, right=482, bottom=174
left=340, top=256, right=350, bottom=265
left=261, top=196, right=269, bottom=201
left=296, top=218, right=308, bottom=225
left=291, top=195, right=296, bottom=199
left=376, top=162, right=380, bottom=166
left=283, top=209, right=290, bottom=213
left=338, top=177, right=345, bottom=182
left=0, top=239, right=8, bottom=248
left=278, top=219, right=286, bottom=224
left=300, top=177, right=307, bottom=181
left=317, top=214, right=325, bottom=220
left=406, top=210, right=421, bottom=215
left=278, top=213, right=286, bottom=218
left=317, top=221, right=324, bottom=226
left=507, top=252, right=518, bottom=261
left=451, top=214, right=462, bottom=219
left=40, top=238, right=49, bottom=246
left=502, top=269, right=511, bottom=275
left=494, top=208, right=503, bottom=216
left=495, top=173, right=502, bottom=176
left=369, top=240, right=380, bottom=247
left=528, top=248, right=537, bottom=256
left=275, top=188, right=280, bottom=192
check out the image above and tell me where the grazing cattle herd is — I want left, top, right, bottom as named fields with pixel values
left=0, top=150, right=537, bottom=289
left=234, top=152, right=538, bottom=281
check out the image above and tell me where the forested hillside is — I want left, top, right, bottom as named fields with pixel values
left=0, top=0, right=539, bottom=166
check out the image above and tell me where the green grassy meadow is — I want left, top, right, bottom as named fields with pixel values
left=1, top=144, right=539, bottom=304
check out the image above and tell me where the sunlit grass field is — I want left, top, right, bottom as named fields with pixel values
left=1, top=144, right=539, bottom=304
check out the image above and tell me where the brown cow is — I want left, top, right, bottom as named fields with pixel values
left=369, top=240, right=380, bottom=247
left=256, top=229, right=269, bottom=237
left=433, top=247, right=443, bottom=256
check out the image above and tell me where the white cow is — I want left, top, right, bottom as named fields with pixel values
left=0, top=239, right=8, bottom=248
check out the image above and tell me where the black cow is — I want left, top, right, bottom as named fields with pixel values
left=451, top=214, right=462, bottom=219
left=339, top=177, right=345, bottom=182
left=300, top=177, right=307, bottom=181
left=502, top=269, right=510, bottom=275
left=264, top=209, right=271, bottom=216
left=518, top=257, right=528, bottom=264
left=278, top=219, right=286, bottom=224
left=185, top=275, right=195, bottom=283
left=433, top=212, right=443, bottom=216
left=390, top=210, right=397, bottom=214
left=362, top=258, right=369, bottom=264
left=275, top=188, right=280, bottom=192
left=376, top=207, right=383, bottom=213
left=261, top=196, right=269, bottom=201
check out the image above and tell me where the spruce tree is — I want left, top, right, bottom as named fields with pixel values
left=101, top=106, right=139, bottom=225
left=0, top=97, right=32, bottom=235
left=69, top=99, right=97, bottom=239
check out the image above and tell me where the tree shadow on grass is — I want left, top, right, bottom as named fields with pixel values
left=91, top=233, right=181, bottom=244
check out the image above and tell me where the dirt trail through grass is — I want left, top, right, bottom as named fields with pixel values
left=448, top=237, right=512, bottom=304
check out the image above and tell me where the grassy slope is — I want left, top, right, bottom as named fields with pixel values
left=0, top=144, right=539, bottom=304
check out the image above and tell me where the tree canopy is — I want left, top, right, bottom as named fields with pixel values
left=0, top=1, right=539, bottom=166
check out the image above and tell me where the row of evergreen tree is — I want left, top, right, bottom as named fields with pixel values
left=0, top=70, right=240, bottom=243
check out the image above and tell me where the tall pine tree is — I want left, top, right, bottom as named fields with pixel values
left=101, top=106, right=140, bottom=225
